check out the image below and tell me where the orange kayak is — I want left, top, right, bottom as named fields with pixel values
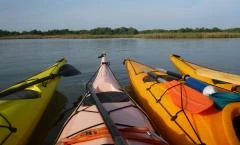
left=124, top=58, right=240, bottom=145
left=56, top=54, right=168, bottom=145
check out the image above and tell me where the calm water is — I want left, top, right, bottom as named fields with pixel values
left=0, top=38, right=240, bottom=144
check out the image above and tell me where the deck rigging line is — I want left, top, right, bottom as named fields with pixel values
left=128, top=60, right=206, bottom=145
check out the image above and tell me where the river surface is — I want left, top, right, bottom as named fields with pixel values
left=0, top=38, right=240, bottom=144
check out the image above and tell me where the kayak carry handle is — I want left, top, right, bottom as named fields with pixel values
left=98, top=53, right=106, bottom=58
left=171, top=54, right=181, bottom=58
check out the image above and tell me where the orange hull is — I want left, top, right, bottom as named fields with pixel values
left=124, top=58, right=240, bottom=145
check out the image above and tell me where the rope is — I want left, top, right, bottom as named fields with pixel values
left=0, top=61, right=64, bottom=144
left=127, top=60, right=205, bottom=145
left=146, top=77, right=205, bottom=145
left=54, top=92, right=90, bottom=143
left=0, top=113, right=17, bottom=145
left=58, top=57, right=167, bottom=145
left=179, top=83, right=205, bottom=144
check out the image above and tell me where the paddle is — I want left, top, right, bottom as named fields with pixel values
left=144, top=68, right=214, bottom=113
left=0, top=64, right=81, bottom=98
left=143, top=70, right=167, bottom=83
left=156, top=68, right=183, bottom=79
left=196, top=68, right=240, bottom=85
left=143, top=68, right=186, bottom=83
left=155, top=68, right=214, bottom=93
left=86, top=85, right=128, bottom=145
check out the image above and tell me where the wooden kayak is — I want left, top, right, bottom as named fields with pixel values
left=170, top=54, right=240, bottom=93
left=56, top=54, right=168, bottom=145
left=124, top=58, right=240, bottom=145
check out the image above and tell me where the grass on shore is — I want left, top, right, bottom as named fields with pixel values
left=1, top=32, right=240, bottom=39
left=136, top=32, right=240, bottom=39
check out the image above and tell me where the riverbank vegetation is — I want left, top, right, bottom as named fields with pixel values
left=1, top=27, right=240, bottom=39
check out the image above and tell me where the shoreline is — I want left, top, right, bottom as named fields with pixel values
left=1, top=32, right=240, bottom=39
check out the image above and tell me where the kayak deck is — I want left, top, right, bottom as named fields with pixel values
left=124, top=58, right=240, bottom=145
left=0, top=59, right=66, bottom=145
left=170, top=54, right=240, bottom=93
left=58, top=92, right=165, bottom=145
left=56, top=54, right=168, bottom=145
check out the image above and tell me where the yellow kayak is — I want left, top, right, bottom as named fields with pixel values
left=170, top=54, right=240, bottom=93
left=124, top=58, right=240, bottom=145
left=0, top=58, right=66, bottom=145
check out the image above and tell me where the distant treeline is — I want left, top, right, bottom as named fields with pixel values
left=0, top=27, right=138, bottom=36
left=1, top=27, right=240, bottom=37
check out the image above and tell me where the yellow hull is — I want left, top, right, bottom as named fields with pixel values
left=0, top=59, right=66, bottom=145
left=124, top=59, right=239, bottom=145
left=170, top=54, right=240, bottom=93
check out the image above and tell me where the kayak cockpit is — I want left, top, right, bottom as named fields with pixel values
left=233, top=116, right=240, bottom=141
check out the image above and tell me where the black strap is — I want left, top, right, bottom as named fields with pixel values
left=87, top=85, right=128, bottom=145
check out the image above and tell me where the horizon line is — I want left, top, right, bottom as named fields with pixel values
left=1, top=26, right=240, bottom=32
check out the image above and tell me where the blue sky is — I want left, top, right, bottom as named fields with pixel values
left=0, top=0, right=239, bottom=31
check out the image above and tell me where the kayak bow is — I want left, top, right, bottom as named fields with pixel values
left=0, top=58, right=67, bottom=145
left=124, top=58, right=240, bottom=145
left=170, top=54, right=240, bottom=93
left=56, top=54, right=168, bottom=145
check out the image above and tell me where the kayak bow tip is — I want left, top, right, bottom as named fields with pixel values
left=123, top=58, right=131, bottom=65
left=170, top=54, right=181, bottom=58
